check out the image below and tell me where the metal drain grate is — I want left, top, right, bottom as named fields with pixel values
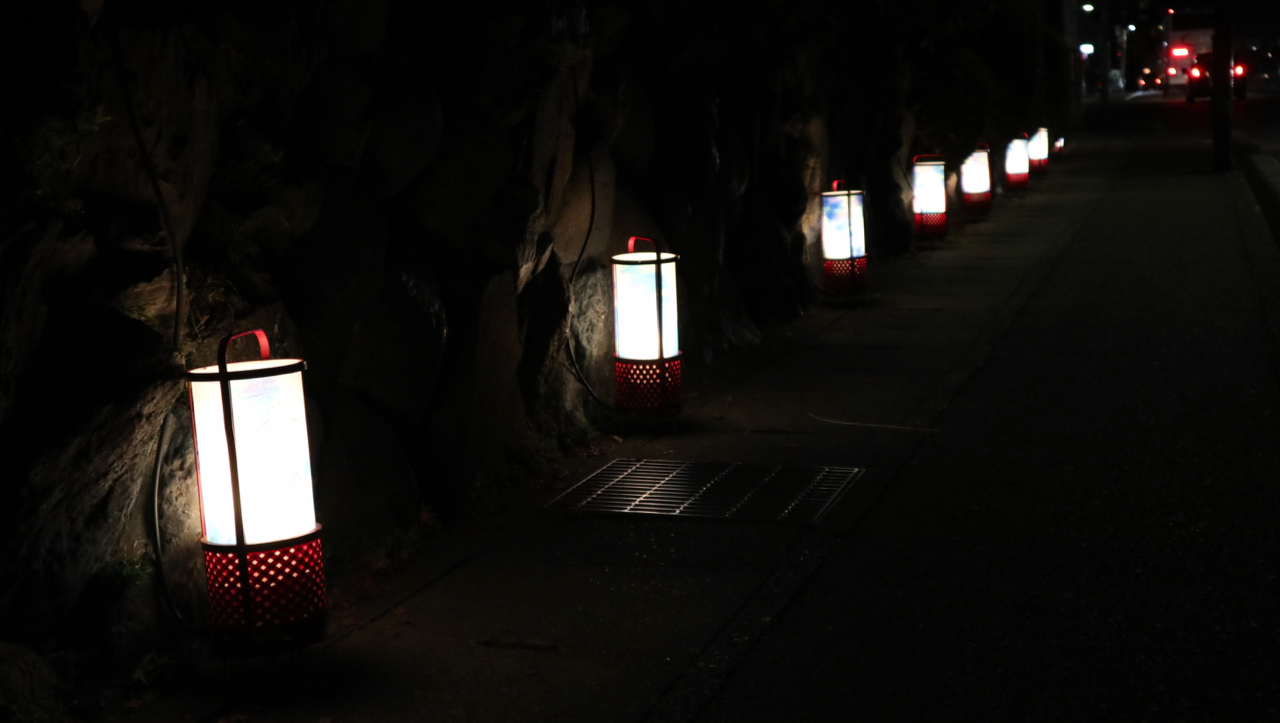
left=548, top=459, right=863, bottom=525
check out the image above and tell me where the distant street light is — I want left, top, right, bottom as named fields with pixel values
left=820, top=181, right=868, bottom=293
left=1083, top=4, right=1095, bottom=11
left=1080, top=44, right=1095, bottom=55
left=912, top=155, right=948, bottom=239
left=612, top=237, right=681, bottom=412
left=1128, top=24, right=1137, bottom=31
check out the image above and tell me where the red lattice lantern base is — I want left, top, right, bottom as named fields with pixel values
left=203, top=528, right=327, bottom=652
left=1029, top=158, right=1048, bottom=173
left=914, top=212, right=947, bottom=239
left=823, top=257, right=868, bottom=294
left=615, top=355, right=682, bottom=412
left=1006, top=172, right=1029, bottom=191
left=963, top=191, right=992, bottom=216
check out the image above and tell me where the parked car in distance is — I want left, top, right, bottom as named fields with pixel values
left=1186, top=52, right=1247, bottom=101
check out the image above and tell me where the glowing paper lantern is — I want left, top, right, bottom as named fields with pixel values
left=1052, top=137, right=1065, bottom=157
left=912, top=155, right=947, bottom=238
left=187, top=330, right=325, bottom=648
left=1005, top=135, right=1030, bottom=192
left=612, top=237, right=681, bottom=412
left=1029, top=127, right=1050, bottom=172
left=820, top=180, right=868, bottom=292
left=961, top=145, right=993, bottom=217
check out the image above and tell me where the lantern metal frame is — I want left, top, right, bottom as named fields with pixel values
left=611, top=237, right=682, bottom=413
left=820, top=180, right=868, bottom=293
left=911, top=155, right=948, bottom=239
left=1029, top=127, right=1050, bottom=173
left=961, top=144, right=993, bottom=218
left=187, top=329, right=326, bottom=652
left=1005, top=135, right=1030, bottom=192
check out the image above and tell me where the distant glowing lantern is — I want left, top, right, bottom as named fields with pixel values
left=1029, top=128, right=1050, bottom=173
left=1080, top=43, right=1095, bottom=56
left=612, top=237, right=681, bottom=412
left=820, top=180, right=868, bottom=292
left=187, top=330, right=325, bottom=649
left=912, top=155, right=947, bottom=238
left=1005, top=135, right=1030, bottom=192
left=1052, top=137, right=1065, bottom=157
left=961, top=145, right=992, bottom=217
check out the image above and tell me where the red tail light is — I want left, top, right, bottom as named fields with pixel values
left=1171, top=47, right=1190, bottom=58
left=1234, top=65, right=1245, bottom=76
left=1190, top=67, right=1201, bottom=78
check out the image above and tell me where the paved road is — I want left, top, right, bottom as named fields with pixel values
left=1129, top=89, right=1280, bottom=159
left=694, top=101, right=1280, bottom=719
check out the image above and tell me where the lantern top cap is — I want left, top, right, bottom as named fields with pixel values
left=823, top=183, right=862, bottom=196
left=913, top=154, right=946, bottom=165
left=974, top=143, right=990, bottom=152
left=613, top=251, right=678, bottom=264
left=188, top=357, right=306, bottom=380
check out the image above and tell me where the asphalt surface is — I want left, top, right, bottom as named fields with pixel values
left=133, top=96, right=1280, bottom=722
left=699, top=103, right=1280, bottom=721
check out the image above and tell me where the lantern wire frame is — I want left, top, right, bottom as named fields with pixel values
left=820, top=180, right=870, bottom=293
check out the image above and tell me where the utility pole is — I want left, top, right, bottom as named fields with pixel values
left=1211, top=4, right=1233, bottom=172
left=1099, top=0, right=1111, bottom=123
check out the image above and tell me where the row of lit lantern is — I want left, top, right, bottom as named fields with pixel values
left=821, top=127, right=1061, bottom=293
left=187, top=128, right=1064, bottom=649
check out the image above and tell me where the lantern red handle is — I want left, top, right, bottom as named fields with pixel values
left=831, top=180, right=846, bottom=191
left=912, top=154, right=946, bottom=164
left=628, top=236, right=658, bottom=254
left=217, top=329, right=271, bottom=372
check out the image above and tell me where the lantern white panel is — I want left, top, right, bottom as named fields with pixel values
left=612, top=253, right=679, bottom=360
left=1006, top=139, right=1030, bottom=174
left=190, top=360, right=316, bottom=546
left=961, top=151, right=991, bottom=194
left=821, top=192, right=865, bottom=260
left=912, top=163, right=947, bottom=214
left=1029, top=128, right=1050, bottom=161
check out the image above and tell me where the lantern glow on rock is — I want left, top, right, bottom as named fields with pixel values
left=960, top=145, right=992, bottom=217
left=1029, top=127, right=1050, bottom=172
left=187, top=330, right=325, bottom=649
left=912, top=155, right=947, bottom=238
left=820, top=180, right=868, bottom=292
left=1005, top=136, right=1030, bottom=191
left=612, top=237, right=681, bottom=412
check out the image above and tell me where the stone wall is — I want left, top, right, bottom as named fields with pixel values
left=0, top=0, right=1066, bottom=680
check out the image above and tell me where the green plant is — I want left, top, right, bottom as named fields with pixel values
left=111, top=553, right=151, bottom=585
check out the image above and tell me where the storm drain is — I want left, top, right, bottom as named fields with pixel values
left=548, top=459, right=863, bottom=525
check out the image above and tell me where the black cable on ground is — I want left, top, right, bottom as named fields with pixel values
left=563, top=61, right=627, bottom=413
left=108, top=26, right=202, bottom=635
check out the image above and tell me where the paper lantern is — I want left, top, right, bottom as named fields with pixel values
left=820, top=180, right=868, bottom=293
left=912, top=155, right=947, bottom=238
left=960, top=145, right=993, bottom=217
left=1005, top=136, right=1030, bottom=192
left=1029, top=127, right=1050, bottom=172
left=612, top=237, right=681, bottom=412
left=187, top=330, right=325, bottom=649
left=1052, top=137, right=1065, bottom=157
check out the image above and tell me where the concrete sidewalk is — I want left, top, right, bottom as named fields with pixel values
left=133, top=119, right=1280, bottom=722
